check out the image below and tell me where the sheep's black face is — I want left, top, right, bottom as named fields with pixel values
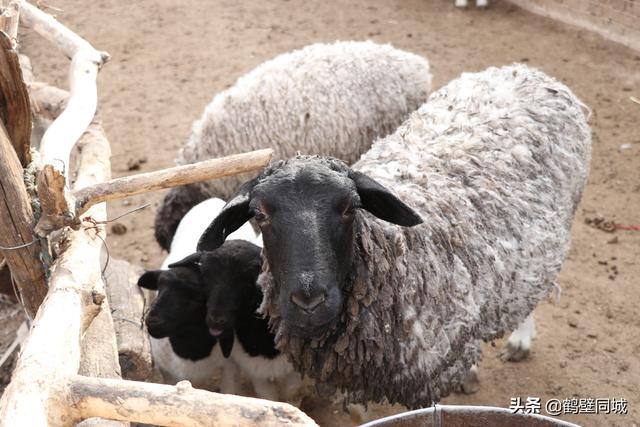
left=137, top=267, right=206, bottom=338
left=202, top=241, right=262, bottom=340
left=197, top=156, right=423, bottom=340
left=251, top=165, right=359, bottom=337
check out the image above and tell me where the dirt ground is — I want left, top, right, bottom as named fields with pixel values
left=4, top=0, right=638, bottom=425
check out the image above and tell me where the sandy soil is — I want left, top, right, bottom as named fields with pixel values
left=4, top=0, right=639, bottom=426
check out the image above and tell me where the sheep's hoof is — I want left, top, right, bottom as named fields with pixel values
left=458, top=365, right=480, bottom=394
left=455, top=365, right=480, bottom=394
left=348, top=403, right=367, bottom=425
left=499, top=341, right=531, bottom=362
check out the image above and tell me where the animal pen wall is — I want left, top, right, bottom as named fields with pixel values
left=509, top=0, right=640, bottom=51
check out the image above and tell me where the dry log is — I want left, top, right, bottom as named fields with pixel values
left=78, top=284, right=130, bottom=427
left=20, top=0, right=109, bottom=179
left=0, top=67, right=123, bottom=425
left=0, top=94, right=113, bottom=425
left=103, top=257, right=153, bottom=381
left=74, top=148, right=274, bottom=215
left=0, top=30, right=31, bottom=166
left=0, top=114, right=48, bottom=318
left=0, top=211, right=106, bottom=425
left=71, top=82, right=127, bottom=427
left=68, top=376, right=318, bottom=427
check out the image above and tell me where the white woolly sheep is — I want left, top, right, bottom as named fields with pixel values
left=198, top=64, right=592, bottom=408
left=154, top=40, right=432, bottom=250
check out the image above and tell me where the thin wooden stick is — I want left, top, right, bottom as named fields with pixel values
left=73, top=148, right=273, bottom=216
left=68, top=376, right=318, bottom=427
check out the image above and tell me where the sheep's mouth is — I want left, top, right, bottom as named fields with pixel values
left=286, top=317, right=336, bottom=339
left=209, top=328, right=224, bottom=337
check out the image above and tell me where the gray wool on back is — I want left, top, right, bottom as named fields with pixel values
left=154, top=41, right=431, bottom=250
left=258, top=64, right=592, bottom=408
left=178, top=40, right=432, bottom=197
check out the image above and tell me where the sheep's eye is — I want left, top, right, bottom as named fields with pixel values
left=342, top=204, right=356, bottom=219
left=254, top=210, right=268, bottom=223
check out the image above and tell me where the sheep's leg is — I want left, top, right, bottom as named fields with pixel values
left=476, top=0, right=488, bottom=7
left=279, top=373, right=304, bottom=407
left=455, top=0, right=468, bottom=7
left=459, top=364, right=480, bottom=394
left=251, top=377, right=281, bottom=402
left=219, top=360, right=242, bottom=395
left=500, top=312, right=536, bottom=362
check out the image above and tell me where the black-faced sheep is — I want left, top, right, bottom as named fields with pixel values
left=197, top=64, right=592, bottom=408
left=154, top=40, right=432, bottom=250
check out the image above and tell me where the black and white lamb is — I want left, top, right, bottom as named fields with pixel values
left=138, top=197, right=259, bottom=389
left=154, top=40, right=432, bottom=250
left=197, top=64, right=592, bottom=408
left=176, top=242, right=305, bottom=404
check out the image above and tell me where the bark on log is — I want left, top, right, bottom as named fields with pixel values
left=74, top=149, right=273, bottom=216
left=34, top=163, right=76, bottom=235
left=103, top=257, right=153, bottom=381
left=0, top=116, right=48, bottom=318
left=68, top=376, right=318, bottom=427
left=0, top=30, right=31, bottom=166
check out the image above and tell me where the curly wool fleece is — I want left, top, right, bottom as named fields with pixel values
left=258, top=64, right=592, bottom=408
left=154, top=40, right=431, bottom=250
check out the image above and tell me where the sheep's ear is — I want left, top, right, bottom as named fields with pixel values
left=167, top=252, right=203, bottom=269
left=197, top=178, right=257, bottom=251
left=137, top=271, right=162, bottom=290
left=349, top=170, right=423, bottom=227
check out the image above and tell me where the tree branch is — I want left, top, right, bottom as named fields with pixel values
left=68, top=376, right=318, bottom=427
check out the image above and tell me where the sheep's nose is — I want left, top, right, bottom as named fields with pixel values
left=207, top=313, right=228, bottom=328
left=290, top=290, right=326, bottom=313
